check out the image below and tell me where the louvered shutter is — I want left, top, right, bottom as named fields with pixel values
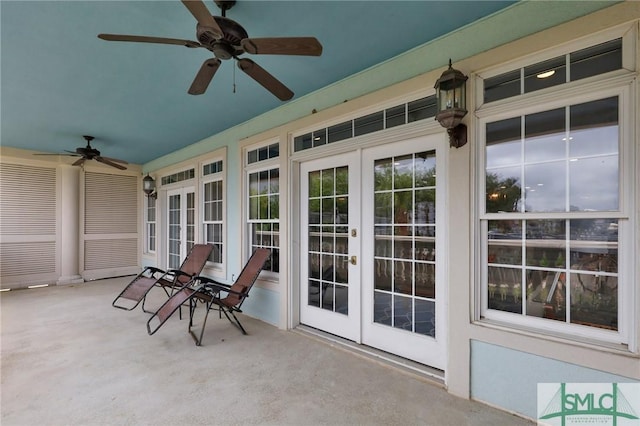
left=0, top=163, right=58, bottom=288
left=81, top=171, right=140, bottom=280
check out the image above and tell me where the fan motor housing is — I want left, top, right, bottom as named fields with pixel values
left=197, top=16, right=247, bottom=59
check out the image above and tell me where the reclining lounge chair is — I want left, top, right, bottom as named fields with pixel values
left=112, top=243, right=214, bottom=312
left=146, top=248, right=271, bottom=346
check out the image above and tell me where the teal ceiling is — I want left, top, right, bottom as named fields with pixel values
left=1, top=0, right=521, bottom=165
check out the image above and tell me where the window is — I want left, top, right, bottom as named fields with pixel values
left=483, top=38, right=622, bottom=103
left=145, top=196, right=156, bottom=253
left=293, top=95, right=437, bottom=152
left=161, top=168, right=195, bottom=185
left=245, top=143, right=280, bottom=275
left=202, top=160, right=224, bottom=265
left=478, top=34, right=635, bottom=347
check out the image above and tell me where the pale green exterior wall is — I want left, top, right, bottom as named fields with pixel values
left=471, top=340, right=639, bottom=419
left=141, top=1, right=639, bottom=420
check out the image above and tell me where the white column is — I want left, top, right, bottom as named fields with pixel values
left=57, top=165, right=83, bottom=285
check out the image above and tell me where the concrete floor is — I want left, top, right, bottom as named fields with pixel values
left=1, top=277, right=532, bottom=425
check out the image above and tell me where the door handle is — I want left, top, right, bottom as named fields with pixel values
left=349, top=256, right=357, bottom=265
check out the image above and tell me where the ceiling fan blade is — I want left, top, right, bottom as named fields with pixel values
left=241, top=37, right=323, bottom=56
left=188, top=58, right=222, bottom=95
left=96, top=157, right=127, bottom=170
left=100, top=156, right=128, bottom=165
left=237, top=58, right=294, bottom=101
left=181, top=0, right=223, bottom=38
left=98, top=34, right=202, bottom=48
left=72, top=158, right=85, bottom=167
left=33, top=153, right=80, bottom=157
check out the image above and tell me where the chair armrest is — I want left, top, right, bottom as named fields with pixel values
left=167, top=269, right=193, bottom=279
left=192, top=276, right=239, bottom=295
left=142, top=266, right=165, bottom=274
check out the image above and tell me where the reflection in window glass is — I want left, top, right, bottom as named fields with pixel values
left=570, top=156, right=618, bottom=211
left=328, top=121, right=353, bottom=143
left=354, top=111, right=384, bottom=136
left=483, top=38, right=622, bottom=103
left=486, top=166, right=521, bottom=213
left=488, top=266, right=522, bottom=314
left=488, top=220, right=523, bottom=265
left=484, top=218, right=620, bottom=331
left=525, top=108, right=565, bottom=163
left=524, top=55, right=566, bottom=93
left=569, top=219, right=618, bottom=330
left=374, top=151, right=437, bottom=337
left=313, top=129, right=327, bottom=147
left=308, top=166, right=349, bottom=315
left=486, top=117, right=521, bottom=168
left=570, top=38, right=622, bottom=81
left=294, top=133, right=313, bottom=152
left=485, top=97, right=619, bottom=214
left=248, top=167, right=280, bottom=273
left=408, top=96, right=437, bottom=122
left=570, top=97, right=618, bottom=156
left=386, top=105, right=406, bottom=128
left=524, top=161, right=565, bottom=212
left=146, top=196, right=156, bottom=253
left=374, top=158, right=392, bottom=191
left=203, top=179, right=223, bottom=263
left=484, top=69, right=521, bottom=103
left=393, top=155, right=413, bottom=190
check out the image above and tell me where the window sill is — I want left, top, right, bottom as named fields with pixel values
left=472, top=318, right=638, bottom=358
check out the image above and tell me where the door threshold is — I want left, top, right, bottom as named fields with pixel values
left=293, top=325, right=445, bottom=387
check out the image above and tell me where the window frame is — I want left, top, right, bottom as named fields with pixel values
left=144, top=194, right=156, bottom=254
left=244, top=140, right=281, bottom=281
left=201, top=157, right=225, bottom=274
left=474, top=30, right=637, bottom=351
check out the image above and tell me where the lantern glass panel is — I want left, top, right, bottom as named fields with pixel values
left=143, top=177, right=155, bottom=194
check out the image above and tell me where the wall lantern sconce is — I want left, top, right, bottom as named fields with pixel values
left=142, top=174, right=157, bottom=200
left=434, top=59, right=468, bottom=148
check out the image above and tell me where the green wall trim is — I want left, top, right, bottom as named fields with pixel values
left=144, top=0, right=618, bottom=171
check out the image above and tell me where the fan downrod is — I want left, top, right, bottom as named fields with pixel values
left=83, top=135, right=95, bottom=145
left=214, top=1, right=236, bottom=16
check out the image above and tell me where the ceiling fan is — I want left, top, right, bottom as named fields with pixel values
left=98, top=0, right=323, bottom=101
left=34, top=135, right=128, bottom=170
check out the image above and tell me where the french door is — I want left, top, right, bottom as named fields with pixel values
left=300, top=153, right=361, bottom=341
left=167, top=187, right=195, bottom=269
left=299, top=134, right=446, bottom=369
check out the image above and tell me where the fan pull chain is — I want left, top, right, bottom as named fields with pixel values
left=233, top=64, right=236, bottom=94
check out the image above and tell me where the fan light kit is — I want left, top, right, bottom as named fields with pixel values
left=98, top=0, right=323, bottom=101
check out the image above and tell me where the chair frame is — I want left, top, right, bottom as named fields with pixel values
left=146, top=248, right=271, bottom=346
left=112, top=243, right=214, bottom=313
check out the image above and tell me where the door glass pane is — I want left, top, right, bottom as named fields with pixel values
left=374, top=158, right=393, bottom=191
left=186, top=192, right=195, bottom=253
left=373, top=151, right=437, bottom=337
left=307, top=166, right=349, bottom=315
left=168, top=194, right=181, bottom=269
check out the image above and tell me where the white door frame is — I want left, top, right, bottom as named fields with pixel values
left=299, top=152, right=361, bottom=342
left=166, top=186, right=195, bottom=269
left=360, top=134, right=448, bottom=370
left=291, top=129, right=448, bottom=371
